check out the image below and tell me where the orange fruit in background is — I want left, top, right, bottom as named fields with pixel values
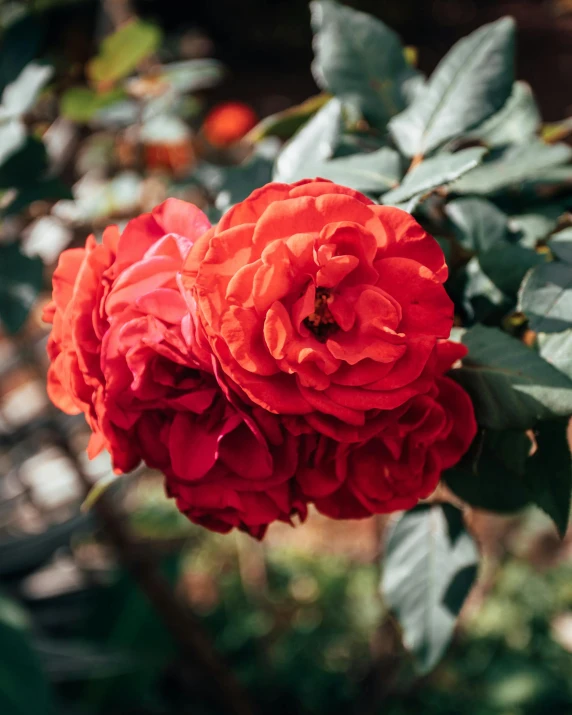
left=202, top=101, right=258, bottom=147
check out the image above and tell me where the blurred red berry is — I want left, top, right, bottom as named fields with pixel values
left=202, top=101, right=258, bottom=147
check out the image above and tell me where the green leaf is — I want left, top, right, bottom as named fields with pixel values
left=449, top=325, right=572, bottom=429
left=247, top=94, right=331, bottom=142
left=0, top=241, right=43, bottom=333
left=216, top=153, right=274, bottom=214
left=0, top=62, right=53, bottom=120
left=35, top=638, right=136, bottom=682
left=524, top=421, right=572, bottom=537
left=159, top=58, right=223, bottom=94
left=3, top=178, right=72, bottom=216
left=0, top=512, right=93, bottom=581
left=468, top=81, right=540, bottom=148
left=549, top=227, right=572, bottom=264
left=445, top=197, right=508, bottom=252
left=389, top=17, right=515, bottom=157
left=273, top=97, right=343, bottom=183
left=518, top=262, right=572, bottom=333
left=87, top=20, right=162, bottom=86
left=60, top=86, right=126, bottom=123
left=0, top=118, right=26, bottom=167
left=537, top=330, right=572, bottom=380
left=381, top=504, right=478, bottom=674
left=444, top=429, right=533, bottom=512
left=509, top=205, right=565, bottom=248
left=462, top=256, right=513, bottom=323
left=0, top=135, right=48, bottom=188
left=0, top=14, right=43, bottom=94
left=299, top=147, right=402, bottom=193
left=0, top=596, right=56, bottom=715
left=479, top=242, right=546, bottom=296
left=451, top=140, right=572, bottom=195
left=310, top=0, right=420, bottom=127
left=381, top=147, right=485, bottom=206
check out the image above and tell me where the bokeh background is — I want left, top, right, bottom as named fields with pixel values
left=2, top=1, right=572, bottom=714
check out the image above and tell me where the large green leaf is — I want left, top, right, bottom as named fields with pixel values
left=523, top=421, right=572, bottom=537
left=449, top=325, right=572, bottom=429
left=381, top=504, right=478, bottom=674
left=87, top=19, right=162, bottom=86
left=445, top=422, right=570, bottom=536
left=273, top=97, right=343, bottom=182
left=445, top=197, right=508, bottom=252
left=468, top=81, right=540, bottom=148
left=389, top=17, right=515, bottom=157
left=444, top=429, right=533, bottom=513
left=479, top=242, right=546, bottom=296
left=518, top=262, right=572, bottom=333
left=510, top=204, right=566, bottom=248
left=310, top=0, right=420, bottom=127
left=381, top=147, right=485, bottom=206
left=451, top=140, right=572, bottom=195
left=549, top=228, right=572, bottom=264
left=0, top=241, right=43, bottom=333
left=537, top=330, right=572, bottom=380
left=298, top=147, right=402, bottom=193
left=0, top=596, right=56, bottom=715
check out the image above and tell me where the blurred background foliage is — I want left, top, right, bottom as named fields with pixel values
left=2, top=0, right=572, bottom=713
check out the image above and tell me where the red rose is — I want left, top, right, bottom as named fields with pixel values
left=297, top=345, right=477, bottom=518
left=44, top=199, right=303, bottom=536
left=182, top=179, right=455, bottom=440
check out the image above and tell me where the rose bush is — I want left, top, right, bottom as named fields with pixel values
left=43, top=199, right=304, bottom=536
left=183, top=179, right=457, bottom=441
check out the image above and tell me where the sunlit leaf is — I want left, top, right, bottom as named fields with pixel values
left=273, top=97, right=343, bottom=182
left=0, top=61, right=53, bottom=120
left=382, top=504, right=478, bottom=674
left=381, top=147, right=485, bottom=205
left=87, top=20, right=162, bottom=86
left=451, top=140, right=572, bottom=195
left=389, top=17, right=515, bottom=157
left=468, top=81, right=540, bottom=147
left=60, top=86, right=126, bottom=123
left=246, top=93, right=332, bottom=142
left=518, top=262, right=572, bottom=333
left=287, top=146, right=402, bottom=193
left=537, top=329, right=572, bottom=380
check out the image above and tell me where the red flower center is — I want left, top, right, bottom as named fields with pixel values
left=304, top=287, right=339, bottom=342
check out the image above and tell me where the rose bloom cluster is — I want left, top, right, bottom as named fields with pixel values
left=44, top=180, right=476, bottom=538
